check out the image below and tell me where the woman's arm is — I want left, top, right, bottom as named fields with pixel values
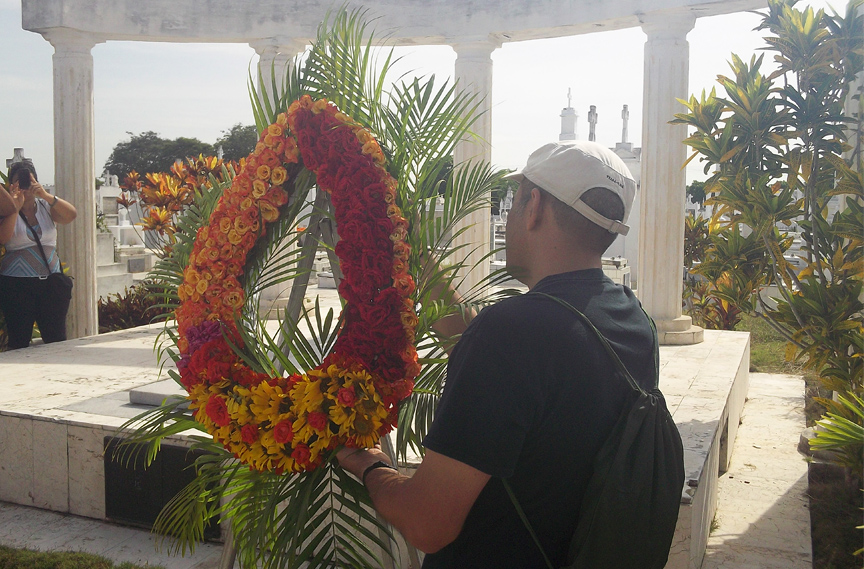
left=0, top=184, right=15, bottom=217
left=0, top=186, right=25, bottom=244
left=29, top=175, right=77, bottom=224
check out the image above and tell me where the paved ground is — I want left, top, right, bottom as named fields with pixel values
left=0, top=371, right=812, bottom=568
left=701, top=372, right=812, bottom=569
left=0, top=501, right=230, bottom=568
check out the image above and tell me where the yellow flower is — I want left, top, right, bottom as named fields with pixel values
left=250, top=381, right=286, bottom=423
left=224, top=290, right=244, bottom=310
left=195, top=279, right=208, bottom=295
left=312, top=98, right=329, bottom=114
left=271, top=166, right=287, bottom=186
left=219, top=217, right=233, bottom=234
left=276, top=113, right=288, bottom=126
left=227, top=393, right=254, bottom=425
left=259, top=200, right=279, bottom=222
left=256, top=165, right=271, bottom=181
left=259, top=429, right=282, bottom=456
left=267, top=124, right=284, bottom=137
left=227, top=229, right=243, bottom=245
left=252, top=179, right=267, bottom=198
left=234, top=217, right=251, bottom=235
left=290, top=377, right=324, bottom=414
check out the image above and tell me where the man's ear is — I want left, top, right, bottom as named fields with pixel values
left=525, top=186, right=544, bottom=231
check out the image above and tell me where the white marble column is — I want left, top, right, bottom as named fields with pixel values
left=46, top=30, right=102, bottom=339
left=451, top=38, right=499, bottom=294
left=638, top=14, right=703, bottom=345
left=250, top=38, right=308, bottom=103
left=250, top=38, right=309, bottom=313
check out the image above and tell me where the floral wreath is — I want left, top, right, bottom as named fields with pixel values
left=174, top=95, right=419, bottom=473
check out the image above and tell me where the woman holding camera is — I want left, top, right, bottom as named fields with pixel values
left=0, top=159, right=77, bottom=349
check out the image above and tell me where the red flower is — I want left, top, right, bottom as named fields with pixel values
left=337, top=387, right=357, bottom=407
left=206, top=395, right=230, bottom=427
left=241, top=423, right=259, bottom=444
left=274, top=420, right=294, bottom=444
left=307, top=411, right=328, bottom=432
left=291, top=444, right=311, bottom=465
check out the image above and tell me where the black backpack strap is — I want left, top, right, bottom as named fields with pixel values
left=528, top=291, right=654, bottom=394
left=504, top=291, right=658, bottom=568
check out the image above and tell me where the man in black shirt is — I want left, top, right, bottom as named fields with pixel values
left=338, top=141, right=652, bottom=567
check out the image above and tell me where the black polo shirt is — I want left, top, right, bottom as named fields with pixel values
left=422, top=269, right=656, bottom=568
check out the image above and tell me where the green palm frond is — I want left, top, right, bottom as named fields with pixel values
left=117, top=8, right=522, bottom=567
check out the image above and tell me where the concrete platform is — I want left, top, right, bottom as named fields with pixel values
left=0, top=289, right=751, bottom=568
left=702, top=373, right=811, bottom=569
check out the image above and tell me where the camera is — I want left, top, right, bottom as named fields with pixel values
left=17, top=166, right=32, bottom=189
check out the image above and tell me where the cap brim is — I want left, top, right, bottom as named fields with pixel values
left=503, top=169, right=525, bottom=181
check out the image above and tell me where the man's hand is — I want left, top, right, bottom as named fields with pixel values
left=336, top=444, right=392, bottom=481
left=335, top=443, right=490, bottom=554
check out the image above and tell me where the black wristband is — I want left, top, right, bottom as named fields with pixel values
left=362, top=460, right=398, bottom=485
left=50, top=195, right=58, bottom=207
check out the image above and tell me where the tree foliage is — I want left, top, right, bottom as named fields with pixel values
left=686, top=180, right=707, bottom=207
left=675, top=0, right=863, bottom=477
left=103, top=131, right=215, bottom=180
left=215, top=123, right=259, bottom=162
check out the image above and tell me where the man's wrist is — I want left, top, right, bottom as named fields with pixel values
left=49, top=195, right=58, bottom=207
left=362, top=460, right=398, bottom=485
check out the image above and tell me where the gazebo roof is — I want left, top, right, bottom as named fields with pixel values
left=24, top=0, right=764, bottom=45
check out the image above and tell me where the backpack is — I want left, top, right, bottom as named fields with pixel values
left=505, top=292, right=685, bottom=569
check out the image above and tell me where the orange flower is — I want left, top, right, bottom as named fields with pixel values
left=267, top=124, right=284, bottom=137
left=256, top=165, right=271, bottom=181
left=228, top=229, right=243, bottom=245
left=393, top=273, right=416, bottom=297
left=224, top=290, right=244, bottom=310
left=312, top=98, right=328, bottom=114
left=283, top=138, right=300, bottom=164
left=271, top=166, right=288, bottom=186
left=259, top=200, right=279, bottom=222
left=140, top=207, right=174, bottom=234
left=252, top=180, right=268, bottom=198
left=219, top=217, right=233, bottom=234
left=234, top=217, right=251, bottom=235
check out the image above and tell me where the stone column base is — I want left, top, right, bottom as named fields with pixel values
left=655, top=315, right=704, bottom=345
left=659, top=326, right=704, bottom=345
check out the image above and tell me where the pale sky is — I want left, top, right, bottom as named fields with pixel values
left=0, top=0, right=841, bottom=186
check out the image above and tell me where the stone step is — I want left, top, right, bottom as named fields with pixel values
left=128, top=379, right=187, bottom=407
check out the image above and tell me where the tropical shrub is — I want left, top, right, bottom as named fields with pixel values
left=97, top=284, right=173, bottom=333
left=683, top=213, right=782, bottom=330
left=118, top=155, right=242, bottom=257
left=674, top=0, right=863, bottom=478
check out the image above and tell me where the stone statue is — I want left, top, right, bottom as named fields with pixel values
left=588, top=105, right=598, bottom=142
left=621, top=104, right=630, bottom=144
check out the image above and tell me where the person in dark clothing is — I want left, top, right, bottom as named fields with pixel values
left=338, top=141, right=652, bottom=567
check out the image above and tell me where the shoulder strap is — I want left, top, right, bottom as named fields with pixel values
left=18, top=210, right=53, bottom=271
left=527, top=291, right=656, bottom=395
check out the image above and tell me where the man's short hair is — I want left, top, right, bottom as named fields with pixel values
left=520, top=182, right=624, bottom=254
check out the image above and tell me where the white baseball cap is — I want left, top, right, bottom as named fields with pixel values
left=505, top=141, right=637, bottom=235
